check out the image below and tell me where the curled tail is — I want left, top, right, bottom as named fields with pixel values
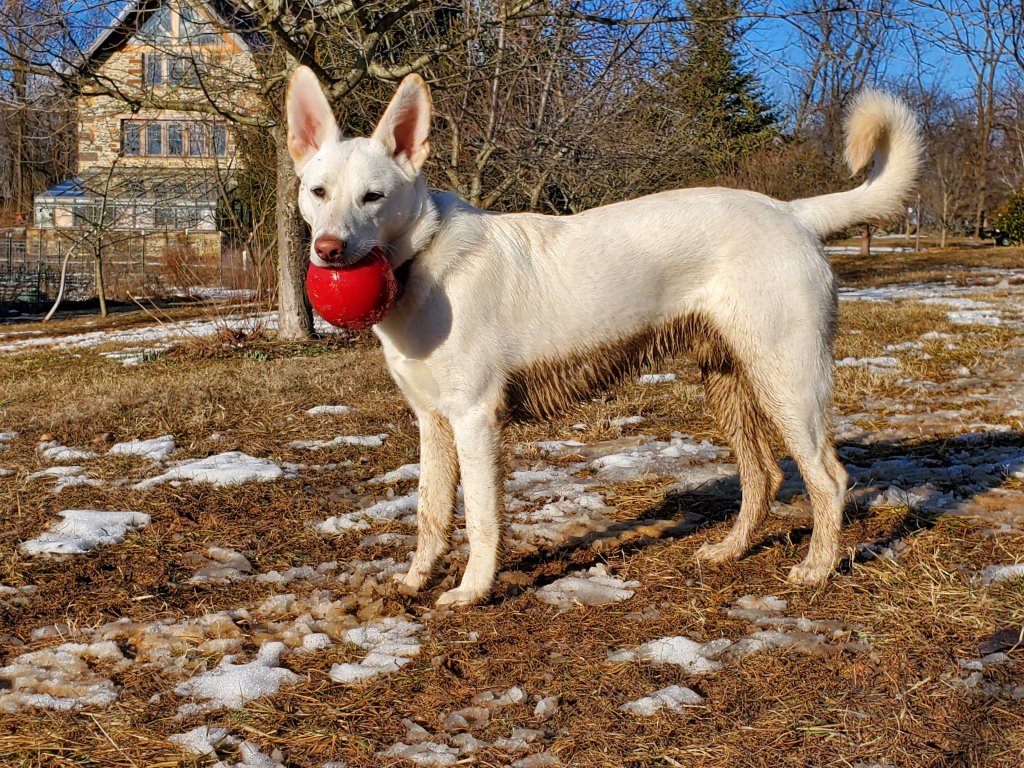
left=790, top=90, right=923, bottom=239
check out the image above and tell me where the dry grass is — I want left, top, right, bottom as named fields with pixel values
left=0, top=244, right=1022, bottom=767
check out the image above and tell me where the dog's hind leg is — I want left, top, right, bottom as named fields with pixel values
left=400, top=410, right=459, bottom=593
left=435, top=404, right=504, bottom=607
left=751, top=353, right=848, bottom=586
left=695, top=364, right=782, bottom=564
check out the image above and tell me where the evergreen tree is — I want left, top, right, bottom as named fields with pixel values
left=671, top=0, right=779, bottom=178
left=609, top=0, right=779, bottom=197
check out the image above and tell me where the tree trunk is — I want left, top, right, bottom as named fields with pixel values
left=274, top=127, right=313, bottom=340
left=859, top=224, right=872, bottom=257
left=94, top=247, right=107, bottom=317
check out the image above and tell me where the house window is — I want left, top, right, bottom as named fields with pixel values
left=120, top=120, right=229, bottom=158
left=145, top=123, right=162, bottom=155
left=122, top=122, right=141, bottom=156
left=188, top=123, right=205, bottom=156
left=211, top=124, right=227, bottom=156
left=144, top=53, right=163, bottom=86
left=168, top=54, right=201, bottom=87
left=167, top=122, right=184, bottom=155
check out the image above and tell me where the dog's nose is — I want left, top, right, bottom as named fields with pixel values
left=314, top=236, right=346, bottom=263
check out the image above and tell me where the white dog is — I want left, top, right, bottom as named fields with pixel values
left=286, top=67, right=922, bottom=607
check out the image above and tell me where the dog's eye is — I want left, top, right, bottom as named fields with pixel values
left=362, top=191, right=385, bottom=203
left=311, top=186, right=326, bottom=199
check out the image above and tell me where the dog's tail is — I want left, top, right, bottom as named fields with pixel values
left=790, top=90, right=922, bottom=240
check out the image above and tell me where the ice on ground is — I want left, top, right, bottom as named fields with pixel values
left=27, top=465, right=102, bottom=493
left=0, top=467, right=12, bottom=477
left=836, top=356, right=899, bottom=373
left=619, top=684, right=705, bottom=715
left=169, top=726, right=285, bottom=768
left=535, top=564, right=640, bottom=608
left=535, top=439, right=586, bottom=455
left=36, top=440, right=97, bottom=463
left=370, top=463, right=421, bottom=484
left=108, top=434, right=176, bottom=461
left=168, top=725, right=231, bottom=756
left=188, top=547, right=253, bottom=583
left=512, top=755, right=561, bottom=768
left=381, top=741, right=459, bottom=766
left=639, top=373, right=676, bottom=384
left=175, top=642, right=301, bottom=716
left=611, top=415, right=646, bottom=427
left=979, top=563, right=1024, bottom=585
left=608, top=636, right=731, bottom=674
left=0, top=584, right=37, bottom=608
left=305, top=405, right=355, bottom=416
left=329, top=617, right=423, bottom=684
left=20, top=510, right=150, bottom=556
left=134, top=451, right=297, bottom=489
left=288, top=434, right=388, bottom=450
left=534, top=696, right=559, bottom=720
left=316, top=492, right=419, bottom=534
left=0, top=641, right=125, bottom=711
left=0, top=431, right=17, bottom=448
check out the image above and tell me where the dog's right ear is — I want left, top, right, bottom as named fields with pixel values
left=287, top=66, right=339, bottom=173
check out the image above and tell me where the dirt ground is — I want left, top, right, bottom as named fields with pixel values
left=0, top=243, right=1022, bottom=767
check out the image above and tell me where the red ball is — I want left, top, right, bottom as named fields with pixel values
left=306, top=248, right=398, bottom=330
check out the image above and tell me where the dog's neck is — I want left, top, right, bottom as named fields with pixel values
left=387, top=179, right=442, bottom=296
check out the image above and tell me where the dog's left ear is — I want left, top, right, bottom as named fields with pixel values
left=372, top=73, right=431, bottom=173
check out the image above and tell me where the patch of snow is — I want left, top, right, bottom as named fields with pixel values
left=108, top=434, right=176, bottom=461
left=36, top=440, right=97, bottom=463
left=836, top=356, right=899, bottom=373
left=533, top=696, right=559, bottom=720
left=175, top=642, right=301, bottom=716
left=611, top=415, right=645, bottom=427
left=134, top=451, right=297, bottom=489
left=288, top=434, right=388, bottom=450
left=20, top=510, right=150, bottom=556
left=535, top=440, right=586, bottom=455
left=329, top=617, right=424, bottom=684
left=168, top=725, right=231, bottom=756
left=979, top=563, right=1024, bottom=585
left=0, top=641, right=125, bottom=711
left=619, top=684, right=705, bottom=715
left=188, top=547, right=253, bottom=583
left=381, top=741, right=459, bottom=766
left=535, top=564, right=639, bottom=608
left=316, top=492, right=419, bottom=534
left=305, top=405, right=355, bottom=416
left=27, top=465, right=101, bottom=493
left=608, top=636, right=731, bottom=674
left=370, top=463, right=420, bottom=484
left=639, top=373, right=676, bottom=384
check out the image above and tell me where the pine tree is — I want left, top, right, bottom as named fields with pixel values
left=615, top=0, right=779, bottom=194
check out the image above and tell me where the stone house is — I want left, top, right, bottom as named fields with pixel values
left=29, top=0, right=262, bottom=293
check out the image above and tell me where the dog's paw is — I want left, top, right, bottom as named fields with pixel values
left=435, top=586, right=487, bottom=609
left=694, top=539, right=743, bottom=564
left=787, top=560, right=830, bottom=587
left=394, top=569, right=429, bottom=595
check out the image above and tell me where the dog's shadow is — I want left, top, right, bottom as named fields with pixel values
left=491, top=429, right=1024, bottom=596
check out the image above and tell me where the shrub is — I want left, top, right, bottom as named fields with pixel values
left=992, top=189, right=1024, bottom=244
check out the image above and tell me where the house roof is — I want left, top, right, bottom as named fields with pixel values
left=69, top=0, right=260, bottom=78
left=37, top=177, right=87, bottom=200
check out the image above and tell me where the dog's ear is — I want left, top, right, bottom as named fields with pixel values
left=371, top=73, right=431, bottom=173
left=287, top=66, right=339, bottom=173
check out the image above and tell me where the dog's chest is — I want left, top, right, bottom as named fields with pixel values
left=384, top=353, right=443, bottom=412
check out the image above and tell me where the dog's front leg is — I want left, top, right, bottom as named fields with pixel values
left=435, top=405, right=503, bottom=608
left=399, top=410, right=459, bottom=593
